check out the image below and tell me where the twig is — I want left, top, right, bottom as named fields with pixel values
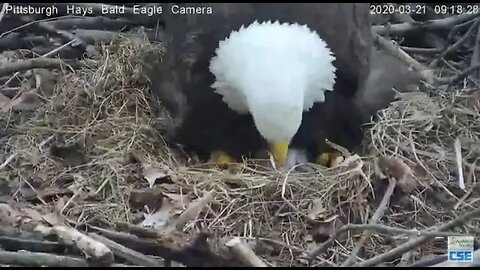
left=436, top=64, right=480, bottom=85
left=400, top=46, right=440, bottom=54
left=340, top=224, right=457, bottom=237
left=0, top=153, right=17, bottom=170
left=448, top=17, right=477, bottom=41
left=0, top=58, right=78, bottom=77
left=47, top=16, right=135, bottom=31
left=0, top=33, right=49, bottom=50
left=407, top=255, right=448, bottom=267
left=114, top=222, right=161, bottom=238
left=1, top=41, right=80, bottom=88
left=0, top=15, right=83, bottom=39
left=37, top=225, right=114, bottom=266
left=390, top=8, right=445, bottom=50
left=171, top=190, right=215, bottom=232
left=354, top=207, right=480, bottom=267
left=454, top=138, right=465, bottom=190
left=372, top=32, right=437, bottom=84
left=41, top=39, right=77, bottom=58
left=0, top=236, right=68, bottom=254
left=430, top=18, right=480, bottom=68
left=89, top=226, right=241, bottom=267
left=225, top=237, right=267, bottom=267
left=88, top=233, right=163, bottom=267
left=36, top=21, right=84, bottom=47
left=307, top=222, right=455, bottom=264
left=0, top=250, right=88, bottom=267
left=341, top=177, right=397, bottom=266
left=373, top=13, right=480, bottom=35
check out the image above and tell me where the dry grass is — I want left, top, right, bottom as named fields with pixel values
left=2, top=35, right=480, bottom=266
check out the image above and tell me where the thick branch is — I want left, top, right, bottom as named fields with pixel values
left=0, top=58, right=79, bottom=77
left=0, top=33, right=49, bottom=50
left=373, top=13, right=480, bottom=35
left=372, top=32, right=438, bottom=84
left=88, top=233, right=163, bottom=267
left=0, top=251, right=88, bottom=267
left=48, top=16, right=138, bottom=31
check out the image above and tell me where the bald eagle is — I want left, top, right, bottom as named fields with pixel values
left=147, top=3, right=413, bottom=169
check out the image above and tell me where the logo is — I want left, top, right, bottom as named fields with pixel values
left=448, top=236, right=474, bottom=262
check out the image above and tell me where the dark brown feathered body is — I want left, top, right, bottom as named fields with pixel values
left=149, top=3, right=381, bottom=162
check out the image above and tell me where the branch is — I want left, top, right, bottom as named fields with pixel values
left=0, top=33, right=49, bottom=50
left=354, top=207, right=480, bottom=267
left=171, top=190, right=215, bottom=232
left=23, top=3, right=162, bottom=26
left=0, top=236, right=68, bottom=254
left=0, top=58, right=79, bottom=77
left=373, top=13, right=480, bottom=35
left=372, top=32, right=438, bottom=84
left=0, top=250, right=88, bottom=267
left=436, top=64, right=480, bottom=85
left=400, top=46, right=440, bottom=55
left=38, top=225, right=114, bottom=266
left=88, top=233, right=163, bottom=267
left=89, top=226, right=243, bottom=267
left=47, top=16, right=137, bottom=31
left=430, top=18, right=480, bottom=68
left=341, top=177, right=397, bottom=266
left=226, top=238, right=268, bottom=267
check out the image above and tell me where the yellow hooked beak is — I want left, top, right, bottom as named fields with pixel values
left=270, top=141, right=289, bottom=168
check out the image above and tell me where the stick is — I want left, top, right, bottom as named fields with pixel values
left=354, top=207, right=480, bottom=267
left=430, top=18, right=480, bottom=68
left=114, top=222, right=161, bottom=238
left=47, top=16, right=136, bottom=31
left=0, top=153, right=17, bottom=170
left=171, top=190, right=215, bottom=232
left=89, top=226, right=240, bottom=267
left=373, top=13, right=480, bottom=35
left=401, top=46, right=441, bottom=54
left=0, top=236, right=68, bottom=254
left=372, top=32, right=438, bottom=84
left=341, top=177, right=397, bottom=266
left=407, top=255, right=448, bottom=267
left=448, top=17, right=477, bottom=41
left=88, top=233, right=163, bottom=267
left=0, top=58, right=78, bottom=77
left=308, top=219, right=470, bottom=263
left=336, top=224, right=457, bottom=237
left=454, top=138, right=466, bottom=190
left=0, top=33, right=49, bottom=50
left=23, top=3, right=159, bottom=26
left=390, top=8, right=444, bottom=50
left=436, top=64, right=480, bottom=85
left=37, top=21, right=85, bottom=48
left=40, top=225, right=114, bottom=266
left=225, top=238, right=267, bottom=267
left=0, top=250, right=88, bottom=267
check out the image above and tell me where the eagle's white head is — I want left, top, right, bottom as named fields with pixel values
left=209, top=20, right=336, bottom=166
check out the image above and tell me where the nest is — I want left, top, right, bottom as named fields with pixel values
left=2, top=35, right=480, bottom=267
